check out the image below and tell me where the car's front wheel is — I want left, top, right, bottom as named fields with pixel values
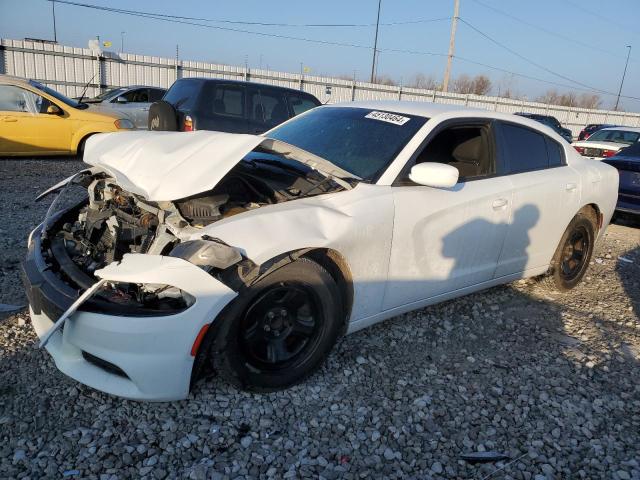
left=211, top=258, right=343, bottom=391
left=542, top=213, right=596, bottom=291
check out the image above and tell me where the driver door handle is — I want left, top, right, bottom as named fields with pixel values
left=1, top=116, right=17, bottom=122
left=566, top=182, right=577, bottom=191
left=492, top=198, right=508, bottom=210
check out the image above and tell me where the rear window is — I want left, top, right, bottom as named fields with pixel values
left=163, top=80, right=200, bottom=110
left=267, top=107, right=428, bottom=181
left=587, top=129, right=640, bottom=145
left=501, top=123, right=549, bottom=173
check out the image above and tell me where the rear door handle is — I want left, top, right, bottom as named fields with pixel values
left=566, top=182, right=577, bottom=191
left=1, top=117, right=17, bottom=122
left=492, top=198, right=508, bottom=209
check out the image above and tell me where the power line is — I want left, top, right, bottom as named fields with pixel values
left=45, top=0, right=640, bottom=101
left=469, top=0, right=633, bottom=62
left=48, top=0, right=450, bottom=28
left=47, top=0, right=449, bottom=57
left=560, top=0, right=640, bottom=38
left=458, top=18, right=621, bottom=97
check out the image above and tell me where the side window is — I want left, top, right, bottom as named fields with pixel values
left=288, top=94, right=319, bottom=116
left=0, top=85, right=46, bottom=113
left=213, top=85, right=244, bottom=117
left=133, top=89, right=150, bottom=102
left=545, top=137, right=565, bottom=167
left=250, top=89, right=289, bottom=127
left=501, top=123, right=548, bottom=173
left=120, top=89, right=139, bottom=102
left=149, top=88, right=165, bottom=102
left=413, top=124, right=495, bottom=180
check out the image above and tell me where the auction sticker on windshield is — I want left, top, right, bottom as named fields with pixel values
left=365, top=111, right=411, bottom=126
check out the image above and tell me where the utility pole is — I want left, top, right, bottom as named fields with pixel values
left=442, top=0, right=460, bottom=92
left=51, top=0, right=57, bottom=42
left=615, top=45, right=632, bottom=111
left=370, top=0, right=382, bottom=83
left=120, top=31, right=125, bottom=53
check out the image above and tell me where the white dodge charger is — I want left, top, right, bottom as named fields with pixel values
left=23, top=101, right=618, bottom=401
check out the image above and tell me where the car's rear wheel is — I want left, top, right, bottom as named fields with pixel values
left=211, top=258, right=342, bottom=391
left=541, top=213, right=596, bottom=291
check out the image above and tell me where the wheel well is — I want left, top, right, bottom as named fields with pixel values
left=76, top=133, right=95, bottom=156
left=301, top=248, right=354, bottom=333
left=579, top=203, right=602, bottom=231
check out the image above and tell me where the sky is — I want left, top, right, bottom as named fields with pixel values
left=1, top=0, right=639, bottom=111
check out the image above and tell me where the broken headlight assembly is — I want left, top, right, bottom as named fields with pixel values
left=79, top=282, right=195, bottom=316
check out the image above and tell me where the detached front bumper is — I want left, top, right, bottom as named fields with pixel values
left=22, top=228, right=237, bottom=401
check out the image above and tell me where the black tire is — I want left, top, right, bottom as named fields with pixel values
left=210, top=258, right=342, bottom=391
left=541, top=213, right=596, bottom=292
left=148, top=100, right=178, bottom=131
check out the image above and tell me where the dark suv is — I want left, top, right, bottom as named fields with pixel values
left=149, top=78, right=321, bottom=134
left=514, top=113, right=573, bottom=143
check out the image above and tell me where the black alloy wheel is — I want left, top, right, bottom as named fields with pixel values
left=207, top=258, right=343, bottom=391
left=542, top=213, right=595, bottom=292
left=239, top=284, right=322, bottom=370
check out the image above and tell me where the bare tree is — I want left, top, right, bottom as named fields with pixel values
left=577, top=93, right=602, bottom=109
left=375, top=74, right=397, bottom=86
left=407, top=73, right=440, bottom=90
left=452, top=74, right=492, bottom=95
left=536, top=89, right=602, bottom=108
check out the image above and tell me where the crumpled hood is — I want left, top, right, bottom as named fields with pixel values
left=84, top=131, right=265, bottom=201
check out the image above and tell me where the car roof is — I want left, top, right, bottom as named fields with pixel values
left=0, top=74, right=31, bottom=86
left=175, top=77, right=315, bottom=96
left=598, top=126, right=640, bottom=133
left=114, top=85, right=167, bottom=90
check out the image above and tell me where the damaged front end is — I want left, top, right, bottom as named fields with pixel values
left=33, top=144, right=350, bottom=313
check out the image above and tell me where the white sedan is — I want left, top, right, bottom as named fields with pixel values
left=571, top=126, right=640, bottom=160
left=23, top=101, right=618, bottom=401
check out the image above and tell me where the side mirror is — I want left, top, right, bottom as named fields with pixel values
left=409, top=163, right=459, bottom=188
left=46, top=104, right=62, bottom=115
left=115, top=96, right=128, bottom=104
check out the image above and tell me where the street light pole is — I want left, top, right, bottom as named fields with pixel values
left=51, top=0, right=57, bottom=43
left=614, top=45, right=632, bottom=111
left=442, top=0, right=460, bottom=92
left=370, top=0, right=382, bottom=83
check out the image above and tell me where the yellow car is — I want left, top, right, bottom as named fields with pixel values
left=0, top=75, right=135, bottom=157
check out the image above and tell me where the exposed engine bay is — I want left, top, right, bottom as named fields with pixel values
left=43, top=155, right=346, bottom=287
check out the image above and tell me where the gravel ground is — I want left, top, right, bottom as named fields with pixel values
left=1, top=158, right=639, bottom=479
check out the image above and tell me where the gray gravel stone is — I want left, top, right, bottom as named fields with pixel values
left=1, top=159, right=639, bottom=478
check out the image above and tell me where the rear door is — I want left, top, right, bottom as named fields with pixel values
left=493, top=122, right=580, bottom=277
left=197, top=83, right=248, bottom=133
left=247, top=86, right=290, bottom=134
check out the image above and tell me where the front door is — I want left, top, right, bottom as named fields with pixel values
left=0, top=85, right=70, bottom=154
left=383, top=121, right=513, bottom=310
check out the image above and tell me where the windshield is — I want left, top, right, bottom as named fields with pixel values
left=28, top=80, right=86, bottom=109
left=587, top=129, right=640, bottom=145
left=267, top=107, right=428, bottom=181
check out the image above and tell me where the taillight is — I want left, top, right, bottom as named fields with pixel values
left=574, top=146, right=585, bottom=154
left=183, top=115, right=194, bottom=132
left=602, top=149, right=617, bottom=158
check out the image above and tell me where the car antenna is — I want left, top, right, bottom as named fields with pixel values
left=78, top=73, right=98, bottom=105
